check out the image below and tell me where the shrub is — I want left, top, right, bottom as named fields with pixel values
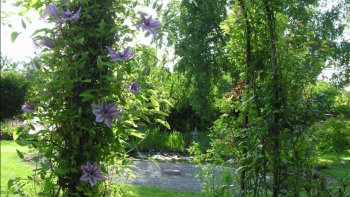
left=0, top=119, right=28, bottom=140
left=165, top=131, right=185, bottom=152
left=0, top=70, right=28, bottom=120
left=130, top=127, right=186, bottom=152
left=311, top=118, right=350, bottom=154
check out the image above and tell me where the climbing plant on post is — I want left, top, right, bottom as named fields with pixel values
left=17, top=0, right=163, bottom=196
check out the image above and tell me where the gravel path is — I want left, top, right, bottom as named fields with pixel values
left=113, top=160, right=204, bottom=192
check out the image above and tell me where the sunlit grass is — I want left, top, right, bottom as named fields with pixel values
left=0, top=140, right=204, bottom=197
left=318, top=150, right=350, bottom=180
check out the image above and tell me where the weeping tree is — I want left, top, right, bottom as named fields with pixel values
left=14, top=0, right=164, bottom=196
left=162, top=0, right=230, bottom=129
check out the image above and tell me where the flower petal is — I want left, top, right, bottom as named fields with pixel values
left=94, top=172, right=105, bottom=180
left=80, top=174, right=90, bottom=181
left=81, top=165, right=89, bottom=174
left=95, top=114, right=105, bottom=123
left=89, top=177, right=96, bottom=186
left=106, top=102, right=116, bottom=111
left=104, top=118, right=112, bottom=128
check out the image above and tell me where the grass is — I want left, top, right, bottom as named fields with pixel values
left=1, top=140, right=349, bottom=196
left=125, top=185, right=204, bottom=197
left=0, top=140, right=34, bottom=195
left=0, top=141, right=204, bottom=197
left=318, top=150, right=350, bottom=180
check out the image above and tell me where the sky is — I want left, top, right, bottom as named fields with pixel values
left=0, top=0, right=348, bottom=83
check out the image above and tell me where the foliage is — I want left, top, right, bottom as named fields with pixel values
left=185, top=0, right=350, bottom=196
left=308, top=81, right=350, bottom=118
left=0, top=119, right=29, bottom=140
left=129, top=127, right=185, bottom=152
left=311, top=118, right=350, bottom=154
left=0, top=69, right=28, bottom=121
left=163, top=0, right=230, bottom=125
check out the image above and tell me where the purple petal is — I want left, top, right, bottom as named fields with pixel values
left=87, top=162, right=92, bottom=169
left=70, top=7, right=81, bottom=19
left=107, top=47, right=117, bottom=56
left=102, top=101, right=108, bottom=110
left=135, top=22, right=143, bottom=27
left=150, top=21, right=161, bottom=28
left=146, top=15, right=153, bottom=24
left=90, top=162, right=97, bottom=171
left=89, top=177, right=97, bottom=186
left=92, top=165, right=101, bottom=173
left=149, top=29, right=156, bottom=36
left=49, top=4, right=60, bottom=16
left=94, top=172, right=105, bottom=180
left=62, top=9, right=72, bottom=18
left=141, top=15, right=147, bottom=23
left=92, top=108, right=102, bottom=116
left=110, top=113, right=121, bottom=120
left=95, top=114, right=105, bottom=123
left=106, top=102, right=116, bottom=111
left=104, top=118, right=112, bottom=128
left=81, top=165, right=89, bottom=174
left=80, top=174, right=90, bottom=181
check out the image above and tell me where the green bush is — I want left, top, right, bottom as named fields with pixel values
left=311, top=118, right=350, bottom=154
left=0, top=70, right=28, bottom=121
left=130, top=127, right=186, bottom=152
left=0, top=119, right=28, bottom=140
left=165, top=131, right=185, bottom=152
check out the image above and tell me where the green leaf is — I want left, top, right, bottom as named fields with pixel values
left=97, top=56, right=103, bottom=69
left=8, top=178, right=15, bottom=189
left=99, top=19, right=106, bottom=32
left=150, top=97, right=160, bottom=109
left=161, top=99, right=173, bottom=107
left=79, top=92, right=95, bottom=102
left=11, top=32, right=20, bottom=43
left=32, top=28, right=51, bottom=36
left=130, top=130, right=145, bottom=139
left=142, top=66, right=151, bottom=76
left=155, top=119, right=170, bottom=129
left=12, top=130, right=19, bottom=141
left=139, top=114, right=150, bottom=123
left=124, top=120, right=138, bottom=128
left=16, top=149, right=24, bottom=159
left=77, top=37, right=84, bottom=45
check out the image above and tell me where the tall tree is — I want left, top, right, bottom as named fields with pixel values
left=164, top=0, right=229, bottom=127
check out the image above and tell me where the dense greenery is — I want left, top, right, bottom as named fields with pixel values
left=2, top=0, right=349, bottom=196
left=0, top=56, right=28, bottom=121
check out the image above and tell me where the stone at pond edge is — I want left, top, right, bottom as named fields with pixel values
left=162, top=169, right=181, bottom=176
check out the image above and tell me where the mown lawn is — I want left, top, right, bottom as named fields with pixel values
left=1, top=141, right=349, bottom=196
left=0, top=141, right=204, bottom=197
left=318, top=150, right=350, bottom=180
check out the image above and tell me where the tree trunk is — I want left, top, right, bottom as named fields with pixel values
left=263, top=1, right=282, bottom=196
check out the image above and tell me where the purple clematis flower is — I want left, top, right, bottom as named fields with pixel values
left=107, top=47, right=135, bottom=62
left=80, top=162, right=105, bottom=186
left=21, top=102, right=35, bottom=113
left=135, top=15, right=161, bottom=36
left=129, top=81, right=140, bottom=94
left=39, top=36, right=55, bottom=49
left=40, top=3, right=60, bottom=20
left=61, top=7, right=81, bottom=21
left=92, top=101, right=122, bottom=128
left=41, top=3, right=81, bottom=23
